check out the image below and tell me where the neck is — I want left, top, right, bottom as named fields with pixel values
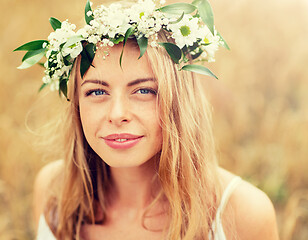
left=106, top=157, right=161, bottom=211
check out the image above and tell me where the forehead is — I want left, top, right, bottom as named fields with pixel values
left=78, top=41, right=155, bottom=85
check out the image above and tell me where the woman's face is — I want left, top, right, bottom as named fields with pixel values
left=78, top=43, right=162, bottom=168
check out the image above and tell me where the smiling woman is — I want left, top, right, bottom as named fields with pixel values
left=15, top=0, right=279, bottom=239
left=78, top=42, right=163, bottom=168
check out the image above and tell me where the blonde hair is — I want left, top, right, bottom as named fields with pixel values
left=44, top=30, right=221, bottom=240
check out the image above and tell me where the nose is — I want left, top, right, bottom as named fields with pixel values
left=107, top=95, right=131, bottom=126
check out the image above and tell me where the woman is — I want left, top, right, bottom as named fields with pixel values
left=16, top=0, right=279, bottom=239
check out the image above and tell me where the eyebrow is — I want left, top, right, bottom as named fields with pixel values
left=81, top=78, right=156, bottom=87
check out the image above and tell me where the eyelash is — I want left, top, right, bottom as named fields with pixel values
left=85, top=88, right=157, bottom=97
left=135, top=88, right=157, bottom=95
left=85, top=89, right=107, bottom=96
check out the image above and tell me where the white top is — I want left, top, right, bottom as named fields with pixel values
left=37, top=176, right=242, bottom=240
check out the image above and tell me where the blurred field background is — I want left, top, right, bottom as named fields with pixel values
left=1, top=0, right=308, bottom=239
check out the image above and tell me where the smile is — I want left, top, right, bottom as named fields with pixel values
left=102, top=134, right=143, bottom=149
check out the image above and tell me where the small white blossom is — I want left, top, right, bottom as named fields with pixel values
left=35, top=0, right=223, bottom=93
left=76, top=28, right=89, bottom=38
left=87, top=35, right=100, bottom=44
left=168, top=15, right=200, bottom=48
left=62, top=41, right=83, bottom=59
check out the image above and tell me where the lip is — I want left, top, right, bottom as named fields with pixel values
left=102, top=133, right=144, bottom=149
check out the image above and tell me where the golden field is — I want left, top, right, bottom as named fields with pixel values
left=1, top=0, right=307, bottom=239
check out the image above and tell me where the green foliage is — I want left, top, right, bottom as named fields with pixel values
left=158, top=3, right=196, bottom=14
left=84, top=43, right=96, bottom=61
left=21, top=48, right=44, bottom=62
left=59, top=79, right=68, bottom=98
left=38, top=82, right=48, bottom=92
left=217, top=32, right=230, bottom=50
left=181, top=64, right=218, bottom=78
left=158, top=42, right=182, bottom=64
left=85, top=0, right=94, bottom=25
left=192, top=0, right=214, bottom=35
left=49, top=17, right=62, bottom=30
left=80, top=43, right=96, bottom=78
left=17, top=49, right=46, bottom=69
left=111, top=36, right=124, bottom=44
left=137, top=35, right=148, bottom=59
left=14, top=40, right=48, bottom=52
left=120, top=27, right=135, bottom=67
left=169, top=12, right=185, bottom=24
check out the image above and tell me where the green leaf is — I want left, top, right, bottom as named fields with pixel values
left=17, top=50, right=46, bottom=69
left=181, top=64, right=217, bottom=79
left=63, top=55, right=72, bottom=66
left=120, top=27, right=135, bottom=67
left=49, top=17, right=62, bottom=30
left=158, top=42, right=182, bottom=64
left=80, top=44, right=96, bottom=78
left=59, top=79, right=68, bottom=98
left=80, top=50, right=90, bottom=78
left=22, top=48, right=46, bottom=62
left=62, top=35, right=84, bottom=49
left=169, top=11, right=185, bottom=24
left=38, top=62, right=45, bottom=67
left=217, top=32, right=230, bottom=50
left=111, top=36, right=124, bottom=44
left=14, top=40, right=48, bottom=52
left=39, top=82, right=48, bottom=92
left=158, top=3, right=196, bottom=14
left=192, top=0, right=214, bottom=35
left=188, top=42, right=199, bottom=52
left=85, top=43, right=96, bottom=63
left=85, top=0, right=94, bottom=25
left=137, top=36, right=148, bottom=59
left=123, top=27, right=135, bottom=47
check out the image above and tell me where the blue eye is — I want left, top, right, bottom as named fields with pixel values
left=136, top=88, right=157, bottom=95
left=93, top=90, right=105, bottom=95
left=86, top=89, right=107, bottom=96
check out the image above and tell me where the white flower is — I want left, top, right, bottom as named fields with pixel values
left=128, top=0, right=156, bottom=25
left=201, top=42, right=219, bottom=62
left=36, top=0, right=224, bottom=93
left=48, top=20, right=77, bottom=50
left=76, top=28, right=89, bottom=38
left=198, top=26, right=220, bottom=62
left=168, top=15, right=200, bottom=48
left=62, top=41, right=83, bottom=59
left=50, top=80, right=59, bottom=91
left=87, top=35, right=100, bottom=44
left=42, top=75, right=51, bottom=84
left=199, top=25, right=218, bottom=45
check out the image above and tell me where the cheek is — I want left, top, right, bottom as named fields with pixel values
left=79, top=102, right=102, bottom=138
left=143, top=103, right=162, bottom=139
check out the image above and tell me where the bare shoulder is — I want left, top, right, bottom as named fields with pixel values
left=33, top=160, right=64, bottom=229
left=218, top=167, right=279, bottom=240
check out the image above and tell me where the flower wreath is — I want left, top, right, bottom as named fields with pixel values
left=14, top=0, right=229, bottom=98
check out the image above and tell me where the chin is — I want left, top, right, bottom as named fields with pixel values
left=99, top=151, right=161, bottom=169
